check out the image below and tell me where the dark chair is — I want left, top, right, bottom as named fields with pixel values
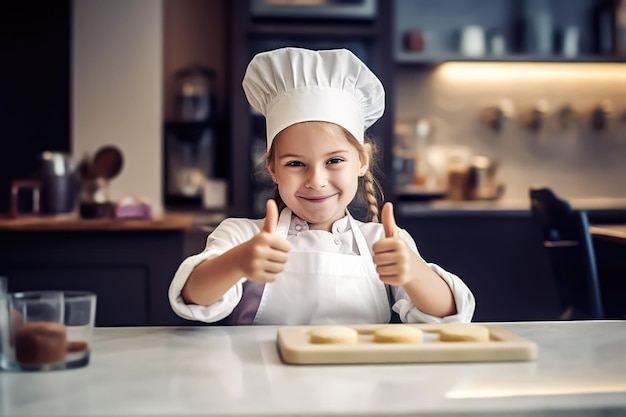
left=529, top=187, right=604, bottom=320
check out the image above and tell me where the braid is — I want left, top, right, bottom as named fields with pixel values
left=361, top=171, right=380, bottom=222
left=271, top=186, right=287, bottom=213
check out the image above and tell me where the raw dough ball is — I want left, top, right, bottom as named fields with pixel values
left=439, top=323, right=490, bottom=342
left=373, top=325, right=424, bottom=343
left=309, top=326, right=359, bottom=344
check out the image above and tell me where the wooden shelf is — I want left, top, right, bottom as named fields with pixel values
left=0, top=213, right=194, bottom=231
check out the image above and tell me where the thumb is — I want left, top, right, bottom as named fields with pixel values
left=262, top=199, right=279, bottom=234
left=381, top=202, right=398, bottom=238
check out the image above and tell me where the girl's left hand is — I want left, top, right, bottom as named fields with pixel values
left=372, top=202, right=414, bottom=286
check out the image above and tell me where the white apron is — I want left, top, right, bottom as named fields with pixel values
left=253, top=208, right=390, bottom=325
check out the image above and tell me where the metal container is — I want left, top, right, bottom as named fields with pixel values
left=39, top=152, right=80, bottom=214
left=466, top=155, right=504, bottom=200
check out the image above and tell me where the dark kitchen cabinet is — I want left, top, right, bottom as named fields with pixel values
left=0, top=226, right=194, bottom=327
left=396, top=206, right=626, bottom=321
left=395, top=0, right=626, bottom=64
left=227, top=0, right=395, bottom=219
left=396, top=211, right=562, bottom=322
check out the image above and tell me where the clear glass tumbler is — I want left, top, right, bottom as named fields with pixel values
left=1, top=291, right=65, bottom=371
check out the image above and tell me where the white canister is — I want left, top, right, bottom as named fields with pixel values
left=460, top=25, right=486, bottom=57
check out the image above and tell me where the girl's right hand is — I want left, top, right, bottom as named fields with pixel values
left=239, top=199, right=291, bottom=283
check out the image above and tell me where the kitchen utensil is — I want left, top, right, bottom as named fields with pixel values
left=93, top=145, right=123, bottom=202
left=78, top=146, right=123, bottom=219
left=93, top=146, right=123, bottom=181
left=527, top=99, right=549, bottom=131
left=591, top=100, right=613, bottom=131
left=277, top=324, right=537, bottom=364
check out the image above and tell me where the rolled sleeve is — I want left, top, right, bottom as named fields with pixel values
left=392, top=263, right=476, bottom=324
left=168, top=218, right=260, bottom=323
left=168, top=252, right=244, bottom=323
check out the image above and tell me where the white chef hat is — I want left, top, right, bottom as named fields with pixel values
left=242, top=47, right=385, bottom=150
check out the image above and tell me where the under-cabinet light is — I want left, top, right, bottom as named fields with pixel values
left=437, top=62, right=626, bottom=82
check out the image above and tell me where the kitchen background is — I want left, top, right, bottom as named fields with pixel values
left=1, top=0, right=626, bottom=323
left=2, top=0, right=625, bottom=217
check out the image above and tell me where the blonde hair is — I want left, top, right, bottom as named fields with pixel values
left=264, top=121, right=384, bottom=222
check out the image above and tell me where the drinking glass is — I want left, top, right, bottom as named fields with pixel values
left=1, top=291, right=65, bottom=371
left=63, top=291, right=97, bottom=369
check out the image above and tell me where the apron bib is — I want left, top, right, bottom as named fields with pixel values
left=253, top=208, right=390, bottom=325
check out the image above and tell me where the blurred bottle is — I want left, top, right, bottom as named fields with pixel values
left=446, top=147, right=472, bottom=201
left=594, top=0, right=615, bottom=55
left=616, top=0, right=626, bottom=58
left=522, top=0, right=553, bottom=55
left=411, top=118, right=435, bottom=188
left=392, top=131, right=415, bottom=187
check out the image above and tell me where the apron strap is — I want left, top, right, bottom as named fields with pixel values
left=229, top=207, right=292, bottom=325
left=347, top=211, right=376, bottom=275
left=275, top=207, right=292, bottom=239
left=347, top=211, right=392, bottom=321
left=385, top=284, right=402, bottom=323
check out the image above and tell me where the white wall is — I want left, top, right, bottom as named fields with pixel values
left=72, top=0, right=163, bottom=213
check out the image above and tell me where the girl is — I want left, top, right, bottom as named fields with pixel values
left=169, top=47, right=475, bottom=325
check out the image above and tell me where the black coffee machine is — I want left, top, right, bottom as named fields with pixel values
left=164, top=66, right=217, bottom=208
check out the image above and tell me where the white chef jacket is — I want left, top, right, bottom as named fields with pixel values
left=168, top=213, right=475, bottom=324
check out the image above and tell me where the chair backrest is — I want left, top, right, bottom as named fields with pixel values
left=529, top=187, right=604, bottom=319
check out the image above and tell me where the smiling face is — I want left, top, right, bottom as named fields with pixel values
left=267, top=122, right=368, bottom=232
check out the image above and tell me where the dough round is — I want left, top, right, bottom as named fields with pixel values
left=309, top=326, right=359, bottom=344
left=373, top=325, right=423, bottom=344
left=439, top=323, right=490, bottom=342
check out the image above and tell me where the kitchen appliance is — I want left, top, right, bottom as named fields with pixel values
left=164, top=122, right=216, bottom=208
left=39, top=152, right=80, bottom=214
left=466, top=155, right=505, bottom=200
left=447, top=154, right=504, bottom=201
left=165, top=65, right=219, bottom=209
left=174, top=66, right=216, bottom=122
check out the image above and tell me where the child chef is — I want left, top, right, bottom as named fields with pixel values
left=169, top=47, right=475, bottom=325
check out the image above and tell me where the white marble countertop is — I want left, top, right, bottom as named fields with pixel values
left=2, top=321, right=626, bottom=416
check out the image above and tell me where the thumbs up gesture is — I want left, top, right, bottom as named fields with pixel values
left=372, top=202, right=413, bottom=286
left=239, top=199, right=291, bottom=283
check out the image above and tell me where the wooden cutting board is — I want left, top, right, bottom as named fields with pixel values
left=277, top=324, right=537, bottom=365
